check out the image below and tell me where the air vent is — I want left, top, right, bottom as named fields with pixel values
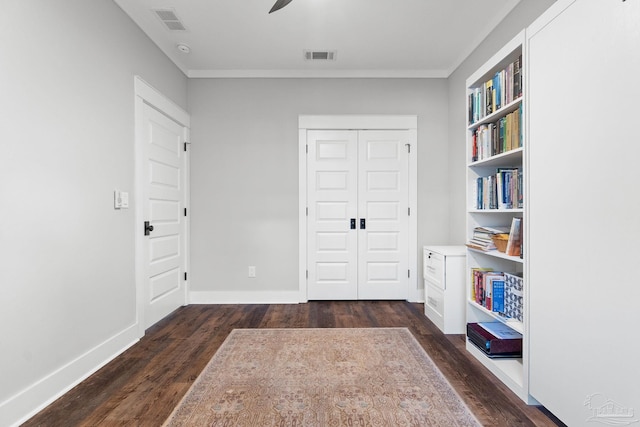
left=153, top=8, right=187, bottom=31
left=304, top=50, right=337, bottom=61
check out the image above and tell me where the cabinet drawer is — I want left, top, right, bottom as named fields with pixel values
left=425, top=280, right=445, bottom=320
left=423, top=250, right=444, bottom=289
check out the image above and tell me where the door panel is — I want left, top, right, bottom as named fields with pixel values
left=307, top=131, right=358, bottom=300
left=357, top=131, right=409, bottom=299
left=142, top=104, right=187, bottom=327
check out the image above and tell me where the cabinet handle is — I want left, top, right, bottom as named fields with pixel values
left=360, top=218, right=366, bottom=229
left=350, top=218, right=356, bottom=230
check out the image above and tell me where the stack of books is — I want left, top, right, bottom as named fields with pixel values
left=466, top=225, right=510, bottom=251
left=470, top=268, right=506, bottom=313
left=468, top=54, right=523, bottom=126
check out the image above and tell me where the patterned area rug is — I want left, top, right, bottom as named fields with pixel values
left=163, top=328, right=480, bottom=426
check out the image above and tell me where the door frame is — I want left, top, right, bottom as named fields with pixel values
left=134, top=76, right=191, bottom=336
left=298, top=115, right=418, bottom=302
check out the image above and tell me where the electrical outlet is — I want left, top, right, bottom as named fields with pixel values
left=248, top=266, right=256, bottom=278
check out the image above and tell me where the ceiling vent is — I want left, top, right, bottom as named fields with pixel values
left=153, top=8, right=187, bottom=31
left=304, top=50, right=337, bottom=61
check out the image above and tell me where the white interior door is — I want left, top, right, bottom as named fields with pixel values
left=141, top=103, right=187, bottom=328
left=307, top=130, right=359, bottom=300
left=357, top=131, right=409, bottom=299
left=306, top=129, right=409, bottom=300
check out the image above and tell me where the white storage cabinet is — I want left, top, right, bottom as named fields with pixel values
left=423, top=246, right=467, bottom=334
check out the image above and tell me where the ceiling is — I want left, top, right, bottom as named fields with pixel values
left=113, top=0, right=521, bottom=78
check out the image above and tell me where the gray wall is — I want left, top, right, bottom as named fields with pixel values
left=188, top=79, right=449, bottom=297
left=0, top=1, right=186, bottom=424
left=446, top=0, right=556, bottom=243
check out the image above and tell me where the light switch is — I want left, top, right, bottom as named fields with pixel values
left=120, top=191, right=129, bottom=208
left=114, top=190, right=129, bottom=209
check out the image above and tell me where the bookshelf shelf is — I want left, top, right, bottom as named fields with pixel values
left=465, top=341, right=527, bottom=400
left=465, top=30, right=533, bottom=404
left=468, top=97, right=523, bottom=130
left=467, top=247, right=523, bottom=263
left=468, top=147, right=522, bottom=169
left=468, top=208, right=523, bottom=214
left=467, top=300, right=524, bottom=334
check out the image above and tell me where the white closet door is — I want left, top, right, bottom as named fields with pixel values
left=306, top=130, right=409, bottom=300
left=306, top=130, right=359, bottom=300
left=357, top=130, right=409, bottom=300
left=527, top=0, right=640, bottom=425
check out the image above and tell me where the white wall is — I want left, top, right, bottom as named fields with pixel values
left=0, top=1, right=186, bottom=425
left=188, top=78, right=449, bottom=300
left=446, top=0, right=556, bottom=243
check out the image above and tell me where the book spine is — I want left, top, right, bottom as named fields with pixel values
left=492, top=280, right=505, bottom=314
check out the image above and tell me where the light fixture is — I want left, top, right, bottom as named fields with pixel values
left=176, top=43, right=191, bottom=54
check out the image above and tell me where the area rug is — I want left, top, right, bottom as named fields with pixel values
left=163, top=328, right=481, bottom=426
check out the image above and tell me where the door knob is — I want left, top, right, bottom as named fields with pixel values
left=144, top=221, right=154, bottom=236
left=350, top=218, right=356, bottom=229
left=360, top=218, right=366, bottom=229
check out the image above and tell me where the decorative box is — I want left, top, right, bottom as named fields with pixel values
left=504, top=272, right=524, bottom=322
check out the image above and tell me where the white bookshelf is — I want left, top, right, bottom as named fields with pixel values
left=464, top=30, right=536, bottom=404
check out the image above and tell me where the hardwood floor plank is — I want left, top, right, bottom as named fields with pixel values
left=21, top=302, right=564, bottom=427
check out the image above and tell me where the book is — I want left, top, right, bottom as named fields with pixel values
left=470, top=267, right=492, bottom=303
left=485, top=79, right=493, bottom=115
left=513, top=55, right=522, bottom=98
left=505, top=217, right=522, bottom=256
left=466, top=225, right=509, bottom=251
left=492, top=280, right=505, bottom=314
left=481, top=272, right=504, bottom=309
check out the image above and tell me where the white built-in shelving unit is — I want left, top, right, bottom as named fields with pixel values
left=464, top=30, right=536, bottom=404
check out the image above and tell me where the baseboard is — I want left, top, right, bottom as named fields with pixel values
left=1, top=323, right=141, bottom=427
left=189, top=290, right=302, bottom=304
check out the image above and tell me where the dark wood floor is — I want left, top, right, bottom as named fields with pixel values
left=23, top=302, right=564, bottom=426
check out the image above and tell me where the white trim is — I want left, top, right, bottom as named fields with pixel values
left=298, top=115, right=418, bottom=302
left=406, top=127, right=420, bottom=303
left=189, top=291, right=301, bottom=305
left=0, top=325, right=139, bottom=427
left=133, top=77, right=190, bottom=127
left=188, top=69, right=448, bottom=79
left=298, top=128, right=308, bottom=303
left=133, top=76, right=191, bottom=333
left=299, top=115, right=417, bottom=131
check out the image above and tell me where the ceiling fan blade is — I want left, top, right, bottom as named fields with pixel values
left=269, top=0, right=294, bottom=13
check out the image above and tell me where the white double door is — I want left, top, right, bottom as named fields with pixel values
left=307, top=130, right=410, bottom=300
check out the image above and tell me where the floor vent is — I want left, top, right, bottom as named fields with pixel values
left=153, top=8, right=187, bottom=31
left=304, top=50, right=337, bottom=61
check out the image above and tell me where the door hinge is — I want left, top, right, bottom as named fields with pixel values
left=408, top=269, right=410, bottom=278
left=184, top=141, right=190, bottom=152
left=184, top=272, right=188, bottom=281
left=306, top=207, right=308, bottom=216
left=306, top=144, right=308, bottom=154
left=184, top=208, right=187, bottom=217
left=306, top=270, right=308, bottom=279
left=408, top=207, right=411, bottom=216
left=405, top=143, right=411, bottom=153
